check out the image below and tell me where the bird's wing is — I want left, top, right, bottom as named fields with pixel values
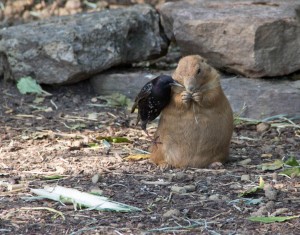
left=131, top=82, right=152, bottom=113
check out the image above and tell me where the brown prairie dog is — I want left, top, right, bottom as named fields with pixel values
left=150, top=55, right=233, bottom=168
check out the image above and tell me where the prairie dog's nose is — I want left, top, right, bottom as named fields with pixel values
left=186, top=84, right=195, bottom=93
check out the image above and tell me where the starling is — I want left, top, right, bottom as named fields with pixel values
left=131, top=75, right=183, bottom=139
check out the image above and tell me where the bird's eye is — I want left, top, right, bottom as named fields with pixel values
left=197, top=68, right=201, bottom=74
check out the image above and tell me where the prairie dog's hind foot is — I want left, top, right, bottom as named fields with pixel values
left=208, top=161, right=225, bottom=169
left=158, top=162, right=172, bottom=171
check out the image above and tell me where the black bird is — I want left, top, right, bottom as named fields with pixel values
left=131, top=75, right=183, bottom=140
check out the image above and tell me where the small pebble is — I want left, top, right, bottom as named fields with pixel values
left=183, top=184, right=196, bottom=192
left=162, top=209, right=180, bottom=218
left=272, top=172, right=278, bottom=182
left=72, top=140, right=82, bottom=148
left=241, top=174, right=250, bottom=181
left=261, top=153, right=273, bottom=158
left=229, top=184, right=242, bottom=190
left=88, top=112, right=98, bottom=120
left=256, top=122, right=270, bottom=133
left=91, top=97, right=98, bottom=102
left=265, top=201, right=275, bottom=210
left=90, top=186, right=103, bottom=195
left=221, top=195, right=230, bottom=201
left=251, top=205, right=268, bottom=217
left=174, top=172, right=187, bottom=180
left=72, top=96, right=80, bottom=104
left=137, top=223, right=145, bottom=229
left=238, top=158, right=252, bottom=166
left=208, top=194, right=221, bottom=201
left=199, top=195, right=207, bottom=200
left=264, top=184, right=277, bottom=200
left=92, top=174, right=100, bottom=184
left=171, top=186, right=186, bottom=194
left=65, top=0, right=81, bottom=10
left=271, top=208, right=289, bottom=216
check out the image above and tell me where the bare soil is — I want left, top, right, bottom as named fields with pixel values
left=0, top=78, right=300, bottom=235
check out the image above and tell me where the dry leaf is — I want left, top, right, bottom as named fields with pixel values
left=124, top=154, right=150, bottom=161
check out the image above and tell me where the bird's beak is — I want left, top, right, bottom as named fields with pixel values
left=170, top=80, right=184, bottom=87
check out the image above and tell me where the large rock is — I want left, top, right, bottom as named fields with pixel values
left=90, top=69, right=168, bottom=98
left=91, top=69, right=300, bottom=119
left=159, top=0, right=300, bottom=78
left=0, top=4, right=168, bottom=84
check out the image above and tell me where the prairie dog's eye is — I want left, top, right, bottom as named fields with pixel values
left=197, top=68, right=201, bottom=74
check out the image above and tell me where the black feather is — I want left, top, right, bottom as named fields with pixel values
left=131, top=75, right=177, bottom=131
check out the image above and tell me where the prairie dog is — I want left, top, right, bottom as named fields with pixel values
left=150, top=55, right=233, bottom=168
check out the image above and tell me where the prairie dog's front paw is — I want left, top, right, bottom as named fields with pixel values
left=181, top=91, right=192, bottom=106
left=192, top=92, right=203, bottom=104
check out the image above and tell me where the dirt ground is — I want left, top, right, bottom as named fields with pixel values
left=1, top=0, right=300, bottom=234
left=0, top=77, right=300, bottom=235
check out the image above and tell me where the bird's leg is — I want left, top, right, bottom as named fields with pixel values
left=144, top=130, right=162, bottom=146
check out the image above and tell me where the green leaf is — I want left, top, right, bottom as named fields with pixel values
left=70, top=123, right=86, bottom=130
left=284, top=156, right=299, bottom=167
left=83, top=0, right=97, bottom=9
left=248, top=215, right=300, bottom=223
left=96, top=136, right=131, bottom=143
left=233, top=116, right=261, bottom=125
left=88, top=143, right=100, bottom=148
left=98, top=93, right=131, bottom=107
left=42, top=175, right=65, bottom=180
left=261, top=159, right=284, bottom=171
left=112, top=137, right=131, bottom=143
left=17, top=77, right=52, bottom=96
left=258, top=176, right=264, bottom=188
left=279, top=167, right=300, bottom=178
left=238, top=177, right=264, bottom=197
left=124, top=154, right=150, bottom=161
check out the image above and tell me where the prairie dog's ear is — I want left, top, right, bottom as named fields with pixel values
left=207, top=64, right=212, bottom=72
left=196, top=55, right=207, bottom=63
left=191, top=55, right=206, bottom=64
left=194, top=55, right=202, bottom=61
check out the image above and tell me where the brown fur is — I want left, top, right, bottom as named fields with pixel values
left=150, top=55, right=233, bottom=168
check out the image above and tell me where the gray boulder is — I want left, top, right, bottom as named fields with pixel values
left=223, top=76, right=300, bottom=119
left=0, top=4, right=168, bottom=84
left=91, top=69, right=300, bottom=119
left=159, top=0, right=300, bottom=78
left=90, top=69, right=168, bottom=99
